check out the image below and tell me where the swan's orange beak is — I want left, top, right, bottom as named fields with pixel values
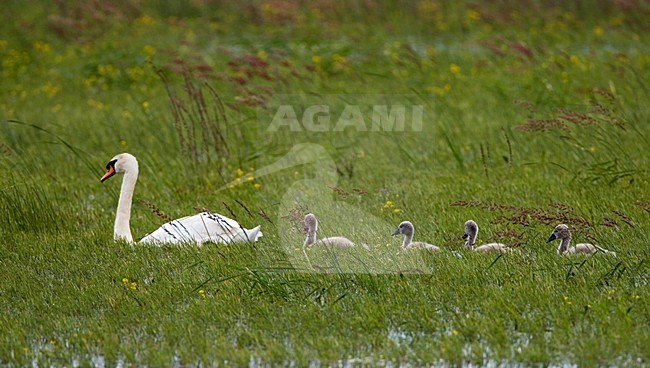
left=100, top=165, right=116, bottom=182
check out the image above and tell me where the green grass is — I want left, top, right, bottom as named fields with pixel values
left=1, top=1, right=649, bottom=366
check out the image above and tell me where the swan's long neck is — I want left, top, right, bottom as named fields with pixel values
left=557, top=237, right=570, bottom=254
left=464, top=228, right=477, bottom=249
left=402, top=232, right=413, bottom=247
left=304, top=222, right=317, bottom=247
left=469, top=230, right=477, bottom=247
left=115, top=165, right=138, bottom=243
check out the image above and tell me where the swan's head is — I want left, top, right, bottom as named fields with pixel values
left=392, top=221, right=414, bottom=237
left=463, top=220, right=478, bottom=241
left=547, top=224, right=571, bottom=243
left=303, top=213, right=318, bottom=233
left=100, top=153, right=138, bottom=182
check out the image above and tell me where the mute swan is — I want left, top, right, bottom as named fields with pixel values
left=546, top=224, right=616, bottom=256
left=463, top=220, right=509, bottom=253
left=100, top=153, right=262, bottom=245
left=391, top=221, right=440, bottom=252
left=303, top=213, right=355, bottom=248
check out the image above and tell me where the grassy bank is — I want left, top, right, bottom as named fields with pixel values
left=1, top=1, right=649, bottom=366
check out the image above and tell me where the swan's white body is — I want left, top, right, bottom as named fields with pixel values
left=463, top=220, right=508, bottom=254
left=101, top=153, right=262, bottom=245
left=392, top=221, right=440, bottom=252
left=139, top=212, right=262, bottom=245
left=547, top=224, right=615, bottom=256
left=314, top=236, right=355, bottom=248
left=303, top=213, right=355, bottom=248
left=473, top=243, right=508, bottom=253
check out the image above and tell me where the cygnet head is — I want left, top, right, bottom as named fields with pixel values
left=463, top=220, right=478, bottom=245
left=392, top=221, right=414, bottom=237
left=101, top=153, right=138, bottom=182
left=547, top=224, right=571, bottom=243
left=303, top=213, right=318, bottom=233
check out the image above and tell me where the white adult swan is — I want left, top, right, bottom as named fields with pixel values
left=100, top=153, right=262, bottom=244
left=303, top=213, right=355, bottom=248
left=392, top=221, right=440, bottom=252
left=546, top=224, right=616, bottom=256
left=463, top=220, right=509, bottom=253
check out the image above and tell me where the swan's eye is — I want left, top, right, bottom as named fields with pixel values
left=106, top=159, right=117, bottom=170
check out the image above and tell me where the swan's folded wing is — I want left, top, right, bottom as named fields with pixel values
left=315, top=236, right=355, bottom=247
left=139, top=212, right=262, bottom=245
left=575, top=243, right=596, bottom=254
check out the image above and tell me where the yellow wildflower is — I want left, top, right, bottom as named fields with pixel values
left=383, top=200, right=393, bottom=209
left=136, top=15, right=155, bottom=26
left=122, top=278, right=129, bottom=284
left=450, top=63, right=461, bottom=75
left=87, top=99, right=104, bottom=110
left=312, top=55, right=321, bottom=64
left=257, top=50, right=268, bottom=61
left=333, top=55, right=347, bottom=71
left=253, top=183, right=261, bottom=189
left=97, top=64, right=117, bottom=78
left=33, top=41, right=51, bottom=53
left=42, top=82, right=60, bottom=97
left=143, top=45, right=156, bottom=57
left=466, top=9, right=480, bottom=22
left=130, top=282, right=137, bottom=290
left=126, top=66, right=144, bottom=81
left=593, top=26, right=604, bottom=37
left=83, top=76, right=97, bottom=88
